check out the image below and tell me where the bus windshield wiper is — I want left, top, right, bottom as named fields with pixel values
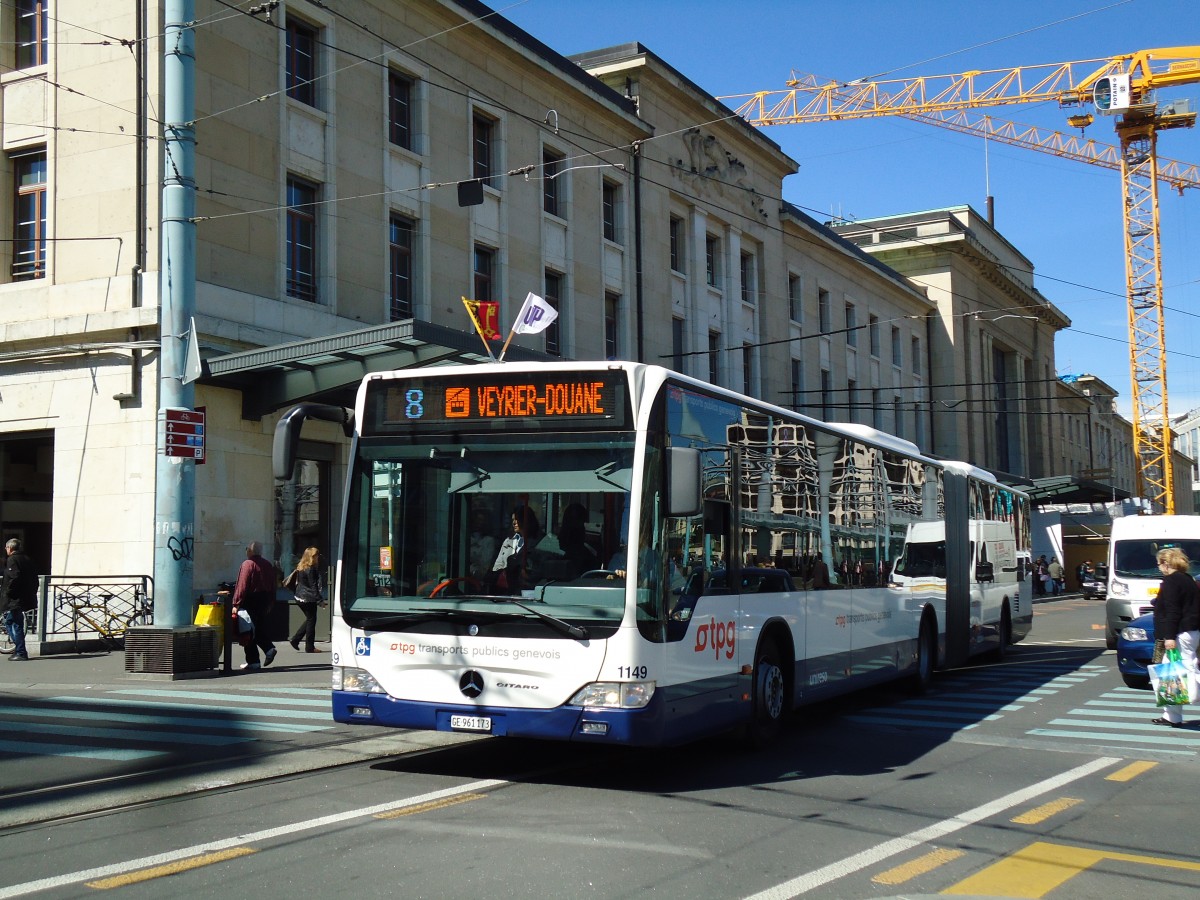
left=346, top=608, right=479, bottom=630
left=487, top=596, right=589, bottom=641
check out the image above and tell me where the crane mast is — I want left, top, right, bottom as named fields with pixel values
left=722, top=47, right=1200, bottom=513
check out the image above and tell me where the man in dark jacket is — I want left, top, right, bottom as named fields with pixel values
left=2, top=538, right=38, bottom=661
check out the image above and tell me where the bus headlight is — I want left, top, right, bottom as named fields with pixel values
left=334, top=666, right=386, bottom=693
left=570, top=681, right=655, bottom=709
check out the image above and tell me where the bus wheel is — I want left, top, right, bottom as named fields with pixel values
left=749, top=638, right=786, bottom=747
left=909, top=615, right=936, bottom=693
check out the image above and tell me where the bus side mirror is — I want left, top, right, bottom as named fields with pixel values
left=975, top=561, right=994, bottom=582
left=273, top=403, right=353, bottom=481
left=666, top=447, right=702, bottom=517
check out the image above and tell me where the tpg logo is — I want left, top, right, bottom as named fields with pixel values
left=693, top=618, right=736, bottom=660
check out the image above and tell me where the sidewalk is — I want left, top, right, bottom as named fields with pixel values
left=1, top=639, right=333, bottom=690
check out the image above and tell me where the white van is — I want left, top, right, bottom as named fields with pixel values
left=1105, top=514, right=1200, bottom=648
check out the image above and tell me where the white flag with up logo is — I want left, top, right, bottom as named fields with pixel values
left=511, top=292, right=559, bottom=334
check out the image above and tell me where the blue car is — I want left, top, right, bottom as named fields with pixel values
left=1116, top=612, right=1155, bottom=690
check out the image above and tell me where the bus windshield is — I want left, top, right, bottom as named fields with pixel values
left=341, top=431, right=636, bottom=627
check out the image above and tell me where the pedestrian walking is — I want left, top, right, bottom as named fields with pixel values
left=286, top=546, right=325, bottom=653
left=1048, top=558, right=1064, bottom=596
left=1150, top=546, right=1200, bottom=728
left=232, top=540, right=278, bottom=671
left=1, top=538, right=37, bottom=662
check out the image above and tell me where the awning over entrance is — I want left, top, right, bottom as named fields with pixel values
left=1025, top=475, right=1129, bottom=504
left=202, top=318, right=551, bottom=419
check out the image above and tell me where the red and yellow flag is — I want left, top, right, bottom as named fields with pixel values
left=462, top=297, right=500, bottom=340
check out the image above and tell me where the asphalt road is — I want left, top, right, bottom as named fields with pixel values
left=2, top=597, right=1198, bottom=899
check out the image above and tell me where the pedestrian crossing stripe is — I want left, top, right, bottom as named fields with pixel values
left=0, top=704, right=326, bottom=734
left=0, top=739, right=160, bottom=761
left=110, top=688, right=331, bottom=709
left=49, top=695, right=331, bottom=722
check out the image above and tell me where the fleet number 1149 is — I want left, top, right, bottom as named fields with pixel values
left=618, top=665, right=648, bottom=679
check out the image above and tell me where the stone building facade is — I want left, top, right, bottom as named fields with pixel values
left=0, top=0, right=1101, bottom=599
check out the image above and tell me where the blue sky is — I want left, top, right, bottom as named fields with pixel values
left=501, top=0, right=1200, bottom=420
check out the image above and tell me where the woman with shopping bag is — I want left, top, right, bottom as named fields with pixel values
left=1149, top=547, right=1200, bottom=727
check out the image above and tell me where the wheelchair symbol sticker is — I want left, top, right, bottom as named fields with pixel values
left=355, top=636, right=371, bottom=657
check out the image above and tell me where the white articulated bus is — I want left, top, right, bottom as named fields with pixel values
left=275, top=361, right=1032, bottom=746
left=1105, top=514, right=1200, bottom=648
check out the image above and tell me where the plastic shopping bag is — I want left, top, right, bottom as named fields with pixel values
left=233, top=607, right=255, bottom=648
left=1148, top=648, right=1190, bottom=707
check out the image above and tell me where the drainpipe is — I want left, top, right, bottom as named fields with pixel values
left=153, top=0, right=197, bottom=628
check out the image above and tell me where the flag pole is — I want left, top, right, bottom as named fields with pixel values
left=498, top=293, right=534, bottom=362
left=497, top=326, right=518, bottom=362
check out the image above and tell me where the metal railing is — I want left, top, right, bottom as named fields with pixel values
left=38, top=576, right=154, bottom=648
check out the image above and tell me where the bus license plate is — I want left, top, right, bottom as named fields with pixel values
left=450, top=715, right=492, bottom=732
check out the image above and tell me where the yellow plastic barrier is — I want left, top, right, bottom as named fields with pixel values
left=194, top=601, right=225, bottom=649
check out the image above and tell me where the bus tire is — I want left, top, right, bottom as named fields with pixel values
left=992, top=603, right=1012, bottom=662
left=748, top=637, right=787, bottom=747
left=909, top=614, right=936, bottom=693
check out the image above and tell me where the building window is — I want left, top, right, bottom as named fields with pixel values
left=388, top=72, right=413, bottom=150
left=16, top=0, right=47, bottom=69
left=891, top=325, right=902, bottom=367
left=740, top=252, right=755, bottom=305
left=788, top=274, right=802, bottom=324
left=605, top=292, right=620, bottom=359
left=845, top=302, right=857, bottom=348
left=894, top=396, right=903, bottom=437
left=708, top=331, right=721, bottom=384
left=672, top=318, right=685, bottom=372
left=872, top=388, right=883, bottom=430
left=473, top=113, right=495, bottom=188
left=389, top=214, right=414, bottom=320
left=869, top=315, right=880, bottom=357
left=669, top=216, right=683, bottom=272
left=543, top=148, right=563, bottom=217
left=285, top=19, right=318, bottom=108
left=705, top=234, right=719, bottom=287
left=286, top=176, right=318, bottom=302
left=544, top=271, right=562, bottom=357
left=602, top=180, right=620, bottom=243
left=847, top=379, right=857, bottom=424
left=12, top=149, right=46, bottom=281
left=911, top=336, right=921, bottom=376
left=818, top=288, right=830, bottom=334
left=743, top=343, right=754, bottom=396
left=790, top=359, right=803, bottom=412
left=473, top=245, right=495, bottom=301
left=821, top=369, right=832, bottom=421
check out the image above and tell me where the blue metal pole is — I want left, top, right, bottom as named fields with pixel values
left=154, top=0, right=196, bottom=628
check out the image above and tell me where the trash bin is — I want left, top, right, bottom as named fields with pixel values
left=193, top=600, right=225, bottom=665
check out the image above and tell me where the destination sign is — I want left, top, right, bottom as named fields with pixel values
left=365, top=371, right=629, bottom=434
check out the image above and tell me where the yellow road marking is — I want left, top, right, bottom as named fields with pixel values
left=374, top=792, right=487, bottom=819
left=872, top=848, right=965, bottom=885
left=85, top=848, right=255, bottom=889
left=1010, top=797, right=1082, bottom=824
left=1106, top=760, right=1157, bottom=781
left=943, top=840, right=1200, bottom=897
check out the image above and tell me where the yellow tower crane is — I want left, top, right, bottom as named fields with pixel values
left=722, top=47, right=1200, bottom=513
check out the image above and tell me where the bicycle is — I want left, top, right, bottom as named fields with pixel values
left=66, top=592, right=141, bottom=651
